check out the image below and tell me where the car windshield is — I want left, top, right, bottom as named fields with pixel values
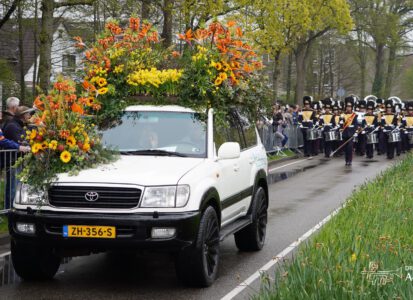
left=101, top=111, right=207, bottom=158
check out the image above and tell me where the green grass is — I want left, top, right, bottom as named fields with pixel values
left=267, top=149, right=296, bottom=162
left=256, top=154, right=413, bottom=299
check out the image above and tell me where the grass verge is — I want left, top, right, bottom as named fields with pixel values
left=267, top=149, right=296, bottom=162
left=256, top=154, right=413, bottom=299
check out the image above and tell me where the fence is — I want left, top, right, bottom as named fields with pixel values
left=258, top=122, right=304, bottom=154
left=0, top=150, right=19, bottom=219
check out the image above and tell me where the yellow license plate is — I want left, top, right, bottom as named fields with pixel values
left=63, top=225, right=116, bottom=238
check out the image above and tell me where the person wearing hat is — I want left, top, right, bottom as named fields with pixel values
left=380, top=99, right=399, bottom=159
left=340, top=96, right=358, bottom=166
left=319, top=98, right=336, bottom=157
left=298, top=96, right=317, bottom=157
left=362, top=100, right=379, bottom=159
left=401, top=101, right=413, bottom=151
left=355, top=100, right=367, bottom=156
left=332, top=102, right=343, bottom=154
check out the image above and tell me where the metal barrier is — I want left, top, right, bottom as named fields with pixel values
left=258, top=123, right=303, bottom=154
left=0, top=150, right=19, bottom=217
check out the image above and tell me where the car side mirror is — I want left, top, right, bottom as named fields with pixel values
left=218, top=142, right=240, bottom=160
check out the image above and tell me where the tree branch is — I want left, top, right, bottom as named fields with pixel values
left=0, top=0, right=20, bottom=30
left=55, top=0, right=95, bottom=8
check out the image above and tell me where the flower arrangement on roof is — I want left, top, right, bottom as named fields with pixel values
left=73, top=17, right=268, bottom=127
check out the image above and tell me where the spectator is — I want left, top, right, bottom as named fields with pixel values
left=2, top=97, right=20, bottom=126
left=3, top=106, right=34, bottom=209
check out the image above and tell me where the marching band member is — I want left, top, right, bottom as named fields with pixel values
left=298, top=96, right=317, bottom=157
left=312, top=101, right=323, bottom=155
left=401, top=102, right=413, bottom=152
left=332, top=102, right=343, bottom=154
left=319, top=98, right=336, bottom=157
left=381, top=99, right=400, bottom=159
left=376, top=98, right=385, bottom=155
left=362, top=101, right=379, bottom=159
left=340, top=97, right=358, bottom=166
left=355, top=99, right=367, bottom=156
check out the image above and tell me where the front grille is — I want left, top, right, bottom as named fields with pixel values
left=48, top=186, right=142, bottom=209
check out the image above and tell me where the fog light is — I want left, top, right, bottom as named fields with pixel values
left=16, top=223, right=36, bottom=235
left=151, top=227, right=176, bottom=239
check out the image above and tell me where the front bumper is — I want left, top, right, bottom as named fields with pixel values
left=8, top=209, right=201, bottom=253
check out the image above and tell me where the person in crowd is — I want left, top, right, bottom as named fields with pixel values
left=362, top=101, right=379, bottom=159
left=401, top=102, right=413, bottom=152
left=298, top=96, right=317, bottom=157
left=340, top=97, right=358, bottom=166
left=2, top=97, right=20, bottom=126
left=3, top=106, right=35, bottom=209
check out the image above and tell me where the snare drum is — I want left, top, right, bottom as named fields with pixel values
left=317, top=129, right=323, bottom=139
left=408, top=132, right=413, bottom=145
left=335, top=131, right=343, bottom=141
left=366, top=133, right=378, bottom=144
left=388, top=131, right=401, bottom=143
left=324, top=131, right=336, bottom=142
left=306, top=128, right=317, bottom=141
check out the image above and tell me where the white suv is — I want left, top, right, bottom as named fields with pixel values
left=9, top=105, right=269, bottom=287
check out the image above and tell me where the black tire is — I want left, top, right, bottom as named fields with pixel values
left=11, top=239, right=61, bottom=280
left=234, top=186, right=268, bottom=251
left=175, top=206, right=220, bottom=287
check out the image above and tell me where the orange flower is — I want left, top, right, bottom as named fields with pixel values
left=71, top=103, right=84, bottom=115
left=171, top=51, right=180, bottom=58
left=59, top=130, right=70, bottom=139
left=86, top=97, right=94, bottom=107
left=236, top=27, right=243, bottom=37
left=73, top=36, right=85, bottom=48
left=227, top=21, right=236, bottom=27
left=34, top=96, right=44, bottom=111
left=129, top=17, right=140, bottom=31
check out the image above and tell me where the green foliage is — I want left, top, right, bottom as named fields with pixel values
left=255, top=154, right=413, bottom=299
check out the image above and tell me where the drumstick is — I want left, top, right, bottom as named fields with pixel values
left=329, top=126, right=367, bottom=157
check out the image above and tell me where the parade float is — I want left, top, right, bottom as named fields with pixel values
left=17, top=17, right=270, bottom=190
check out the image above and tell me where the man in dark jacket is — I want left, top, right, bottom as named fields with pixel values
left=1, top=97, right=20, bottom=127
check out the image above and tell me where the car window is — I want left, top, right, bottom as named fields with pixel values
left=213, top=115, right=244, bottom=151
left=239, top=115, right=257, bottom=148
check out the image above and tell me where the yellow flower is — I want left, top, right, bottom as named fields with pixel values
left=31, top=143, right=41, bottom=154
left=49, top=140, right=58, bottom=150
left=97, top=77, right=107, bottom=87
left=41, top=141, right=48, bottom=150
left=222, top=63, right=230, bottom=72
left=60, top=151, right=71, bottom=163
left=219, top=72, right=228, bottom=81
left=113, top=64, right=124, bottom=74
left=66, top=135, right=76, bottom=147
left=214, top=77, right=223, bottom=86
left=29, top=129, right=37, bottom=140
left=350, top=253, right=357, bottom=262
left=83, top=143, right=91, bottom=152
left=215, top=62, right=222, bottom=71
left=97, top=87, right=108, bottom=95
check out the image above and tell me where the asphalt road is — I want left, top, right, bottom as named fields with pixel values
left=0, top=154, right=400, bottom=299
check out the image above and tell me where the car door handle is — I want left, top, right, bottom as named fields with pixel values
left=233, top=164, right=240, bottom=172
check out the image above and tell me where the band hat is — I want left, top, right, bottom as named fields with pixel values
left=344, top=96, right=355, bottom=107
left=366, top=100, right=375, bottom=110
left=357, top=100, right=367, bottom=108
left=384, top=99, right=394, bottom=108
left=303, top=95, right=312, bottom=105
left=322, top=97, right=333, bottom=108
left=406, top=101, right=413, bottom=111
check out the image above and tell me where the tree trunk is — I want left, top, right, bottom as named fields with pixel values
left=286, top=52, right=293, bottom=103
left=32, top=0, right=38, bottom=96
left=384, top=45, right=397, bottom=99
left=161, top=0, right=173, bottom=47
left=317, top=46, right=324, bottom=99
left=39, top=0, right=54, bottom=93
left=357, top=30, right=367, bottom=98
left=272, top=52, right=281, bottom=100
left=141, top=0, right=150, bottom=19
left=371, top=43, right=385, bottom=97
left=18, top=0, right=25, bottom=102
left=295, top=42, right=311, bottom=106
left=328, top=45, right=334, bottom=98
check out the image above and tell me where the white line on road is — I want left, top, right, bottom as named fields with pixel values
left=221, top=203, right=345, bottom=300
left=268, top=158, right=311, bottom=173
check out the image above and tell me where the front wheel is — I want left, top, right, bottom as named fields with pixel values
left=175, top=206, right=220, bottom=287
left=234, top=186, right=268, bottom=251
left=11, top=239, right=61, bottom=280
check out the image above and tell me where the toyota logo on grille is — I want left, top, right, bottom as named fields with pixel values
left=84, top=191, right=99, bottom=202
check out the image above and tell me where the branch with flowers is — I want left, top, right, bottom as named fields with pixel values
left=16, top=76, right=116, bottom=191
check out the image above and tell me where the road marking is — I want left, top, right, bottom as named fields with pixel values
left=268, top=158, right=310, bottom=173
left=221, top=203, right=345, bottom=300
left=0, top=251, right=10, bottom=258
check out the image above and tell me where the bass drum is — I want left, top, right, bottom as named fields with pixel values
left=324, top=131, right=336, bottom=142
left=388, top=131, right=401, bottom=143
left=366, top=133, right=378, bottom=144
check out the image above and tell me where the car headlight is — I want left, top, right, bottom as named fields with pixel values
left=140, top=185, right=190, bottom=208
left=14, top=184, right=47, bottom=206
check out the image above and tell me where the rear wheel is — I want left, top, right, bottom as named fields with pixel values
left=11, top=239, right=61, bottom=280
left=175, top=206, right=220, bottom=287
left=234, top=186, right=268, bottom=251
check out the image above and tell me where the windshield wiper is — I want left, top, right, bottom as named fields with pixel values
left=120, top=149, right=188, bottom=157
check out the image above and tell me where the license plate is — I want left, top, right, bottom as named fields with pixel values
left=63, top=225, right=116, bottom=238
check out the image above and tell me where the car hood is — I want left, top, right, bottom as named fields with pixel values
left=56, top=155, right=204, bottom=186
